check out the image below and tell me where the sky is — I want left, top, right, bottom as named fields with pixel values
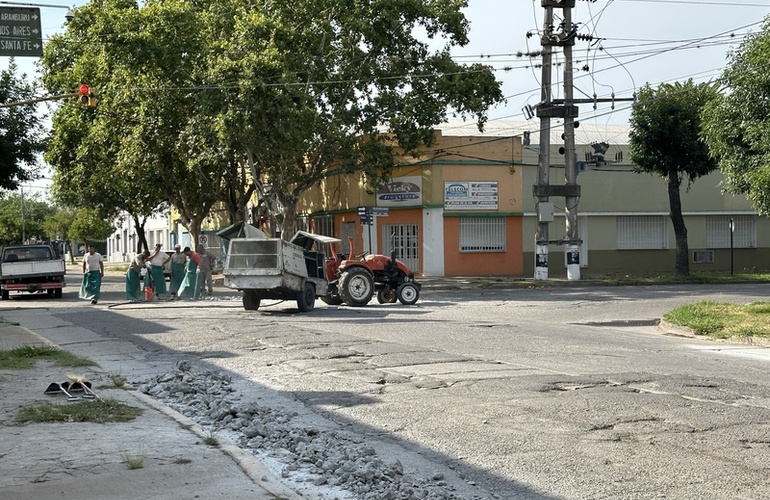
left=455, top=0, right=770, bottom=126
left=7, top=0, right=770, bottom=193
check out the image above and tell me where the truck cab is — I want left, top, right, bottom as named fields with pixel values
left=0, top=244, right=67, bottom=300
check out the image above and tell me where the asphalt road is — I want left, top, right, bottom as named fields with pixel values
left=4, top=275, right=770, bottom=499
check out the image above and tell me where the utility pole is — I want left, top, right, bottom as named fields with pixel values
left=533, top=4, right=555, bottom=281
left=534, top=0, right=580, bottom=280
left=533, top=0, right=634, bottom=281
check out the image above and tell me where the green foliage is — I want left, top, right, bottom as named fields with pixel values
left=629, top=79, right=718, bottom=182
left=0, top=344, right=95, bottom=369
left=0, top=191, right=56, bottom=244
left=42, top=207, right=76, bottom=243
left=663, top=301, right=770, bottom=338
left=41, top=0, right=503, bottom=239
left=69, top=207, right=114, bottom=245
left=208, top=0, right=503, bottom=235
left=0, top=61, right=47, bottom=190
left=663, top=301, right=726, bottom=335
left=16, top=399, right=143, bottom=424
left=701, top=18, right=770, bottom=217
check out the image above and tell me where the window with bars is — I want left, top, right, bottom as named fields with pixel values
left=459, top=217, right=506, bottom=252
left=706, top=216, right=756, bottom=248
left=313, top=215, right=334, bottom=237
left=617, top=216, right=668, bottom=249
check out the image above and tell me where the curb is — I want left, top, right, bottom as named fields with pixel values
left=131, top=391, right=303, bottom=500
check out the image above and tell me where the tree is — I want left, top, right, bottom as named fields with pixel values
left=204, top=0, right=504, bottom=236
left=42, top=0, right=174, bottom=250
left=41, top=0, right=503, bottom=242
left=701, top=19, right=770, bottom=216
left=0, top=191, right=55, bottom=244
left=629, top=79, right=718, bottom=276
left=0, top=61, right=47, bottom=190
left=42, top=207, right=77, bottom=262
left=42, top=0, right=229, bottom=245
left=69, top=207, right=114, bottom=246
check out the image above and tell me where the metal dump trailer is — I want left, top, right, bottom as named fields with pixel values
left=222, top=232, right=340, bottom=312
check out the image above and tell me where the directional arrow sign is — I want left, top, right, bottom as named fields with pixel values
left=0, top=8, right=43, bottom=57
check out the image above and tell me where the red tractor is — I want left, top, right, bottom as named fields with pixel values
left=322, top=236, right=420, bottom=307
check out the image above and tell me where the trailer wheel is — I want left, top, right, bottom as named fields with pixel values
left=377, top=290, right=397, bottom=304
left=397, top=283, right=419, bottom=305
left=242, top=290, right=261, bottom=311
left=339, top=267, right=374, bottom=307
left=297, top=282, right=315, bottom=313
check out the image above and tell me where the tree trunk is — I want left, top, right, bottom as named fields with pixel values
left=189, top=216, right=203, bottom=250
left=667, top=168, right=689, bottom=276
left=280, top=198, right=298, bottom=240
left=133, top=215, right=147, bottom=253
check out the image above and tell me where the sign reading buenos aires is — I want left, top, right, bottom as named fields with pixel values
left=0, top=8, right=43, bottom=57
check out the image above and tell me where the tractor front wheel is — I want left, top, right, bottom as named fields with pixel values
left=397, top=283, right=420, bottom=305
left=242, top=290, right=261, bottom=311
left=339, top=268, right=374, bottom=307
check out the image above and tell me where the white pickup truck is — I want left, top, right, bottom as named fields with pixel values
left=0, top=244, right=66, bottom=300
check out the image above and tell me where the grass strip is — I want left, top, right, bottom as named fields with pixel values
left=16, top=399, right=143, bottom=423
left=0, top=345, right=96, bottom=370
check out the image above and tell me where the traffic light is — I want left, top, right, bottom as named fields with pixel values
left=77, top=84, right=97, bottom=107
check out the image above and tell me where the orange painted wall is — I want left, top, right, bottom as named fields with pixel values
left=443, top=216, right=524, bottom=276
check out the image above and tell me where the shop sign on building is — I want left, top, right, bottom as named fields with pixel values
left=444, top=181, right=498, bottom=210
left=376, top=176, right=422, bottom=207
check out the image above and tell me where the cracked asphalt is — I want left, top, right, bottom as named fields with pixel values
left=3, top=272, right=770, bottom=499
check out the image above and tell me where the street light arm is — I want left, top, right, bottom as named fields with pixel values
left=0, top=1, right=73, bottom=20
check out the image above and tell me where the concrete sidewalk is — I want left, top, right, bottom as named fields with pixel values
left=0, top=322, right=301, bottom=500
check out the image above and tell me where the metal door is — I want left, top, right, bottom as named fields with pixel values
left=382, top=224, right=419, bottom=273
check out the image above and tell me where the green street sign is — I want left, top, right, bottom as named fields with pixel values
left=0, top=7, right=43, bottom=57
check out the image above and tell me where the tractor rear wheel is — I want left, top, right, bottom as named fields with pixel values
left=339, top=268, right=374, bottom=307
left=377, top=289, right=397, bottom=304
left=397, top=283, right=419, bottom=305
left=242, top=290, right=261, bottom=311
left=297, top=282, right=316, bottom=312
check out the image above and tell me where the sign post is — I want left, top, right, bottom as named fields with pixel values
left=0, top=7, right=42, bottom=57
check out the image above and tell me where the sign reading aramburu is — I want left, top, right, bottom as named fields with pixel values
left=376, top=176, right=422, bottom=207
left=444, top=181, right=499, bottom=210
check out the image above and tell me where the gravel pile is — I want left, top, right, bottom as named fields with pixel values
left=138, top=360, right=493, bottom=500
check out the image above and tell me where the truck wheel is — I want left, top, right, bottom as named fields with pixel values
left=1, top=290, right=8, bottom=300
left=297, top=282, right=315, bottom=313
left=339, top=268, right=374, bottom=307
left=54, top=289, right=62, bottom=298
left=242, top=290, right=261, bottom=311
left=397, top=283, right=419, bottom=305
left=377, top=290, right=397, bottom=304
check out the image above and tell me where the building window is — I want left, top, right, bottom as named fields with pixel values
left=313, top=215, right=334, bottom=237
left=459, top=217, right=505, bottom=252
left=617, top=216, right=668, bottom=249
left=706, top=216, right=756, bottom=248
